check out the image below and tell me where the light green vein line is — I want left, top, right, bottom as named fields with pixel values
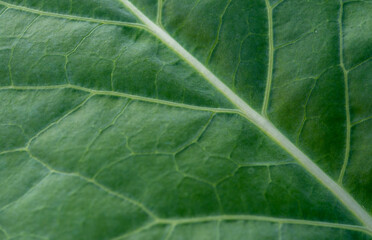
left=93, top=155, right=133, bottom=180
left=76, top=100, right=131, bottom=167
left=0, top=6, right=8, bottom=16
left=72, top=173, right=158, bottom=219
left=8, top=15, right=39, bottom=86
left=66, top=24, right=101, bottom=56
left=171, top=113, right=215, bottom=155
left=156, top=0, right=163, bottom=26
left=0, top=173, right=51, bottom=213
left=338, top=0, right=351, bottom=185
left=272, top=0, right=286, bottom=9
left=214, top=187, right=223, bottom=213
left=347, top=56, right=372, bottom=72
left=164, top=224, right=175, bottom=240
left=2, top=0, right=371, bottom=233
left=0, top=85, right=240, bottom=114
left=206, top=0, right=232, bottom=64
left=119, top=0, right=372, bottom=230
left=262, top=0, right=274, bottom=117
left=111, top=222, right=158, bottom=240
left=156, top=215, right=372, bottom=235
left=0, top=148, right=27, bottom=155
left=26, top=151, right=158, bottom=220
left=25, top=94, right=93, bottom=150
left=0, top=224, right=9, bottom=239
left=278, top=223, right=283, bottom=240
left=274, top=22, right=323, bottom=50
left=11, top=234, right=48, bottom=240
left=351, top=116, right=372, bottom=127
left=344, top=0, right=372, bottom=4
left=216, top=220, right=221, bottom=240
left=296, top=78, right=317, bottom=145
left=0, top=0, right=147, bottom=30
left=112, top=214, right=372, bottom=240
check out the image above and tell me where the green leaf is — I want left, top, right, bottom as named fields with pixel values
left=0, top=0, right=371, bottom=239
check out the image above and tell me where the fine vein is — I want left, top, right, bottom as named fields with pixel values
left=156, top=215, right=372, bottom=235
left=262, top=0, right=274, bottom=116
left=1, top=0, right=371, bottom=232
left=112, top=215, right=372, bottom=240
left=26, top=151, right=158, bottom=219
left=156, top=0, right=163, bottom=26
left=206, top=0, right=232, bottom=64
left=0, top=84, right=239, bottom=114
left=0, top=0, right=146, bottom=29
left=338, top=0, right=351, bottom=185
left=119, top=0, right=372, bottom=230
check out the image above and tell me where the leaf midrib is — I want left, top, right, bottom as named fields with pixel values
left=1, top=0, right=371, bottom=232
left=118, top=0, right=372, bottom=230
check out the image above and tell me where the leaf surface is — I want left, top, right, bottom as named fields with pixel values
left=0, top=0, right=371, bottom=239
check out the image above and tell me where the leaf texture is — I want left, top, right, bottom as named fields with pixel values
left=0, top=0, right=371, bottom=239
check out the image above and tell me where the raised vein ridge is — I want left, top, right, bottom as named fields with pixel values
left=0, top=85, right=239, bottom=114
left=262, top=0, right=274, bottom=116
left=338, top=0, right=351, bottom=185
left=0, top=0, right=146, bottom=29
left=119, top=0, right=372, bottom=230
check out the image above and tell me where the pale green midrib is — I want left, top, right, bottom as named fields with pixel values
left=338, top=0, right=351, bottom=185
left=262, top=0, right=274, bottom=116
left=0, top=0, right=146, bottom=29
left=0, top=85, right=240, bottom=114
left=119, top=0, right=372, bottom=230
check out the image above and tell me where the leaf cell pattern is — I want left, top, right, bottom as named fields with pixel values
left=0, top=0, right=371, bottom=239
